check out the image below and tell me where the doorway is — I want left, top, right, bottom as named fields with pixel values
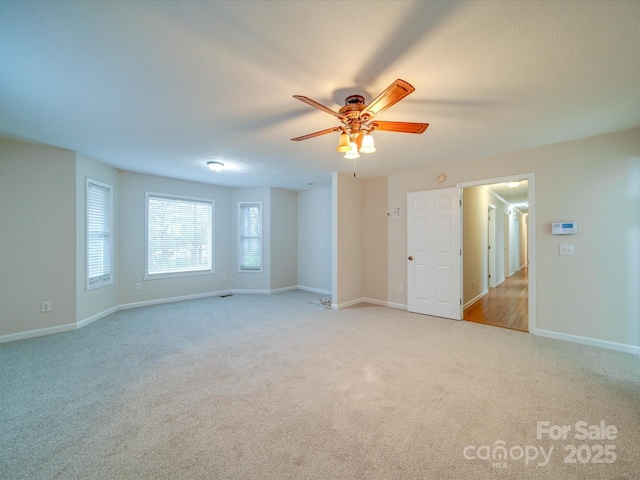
left=459, top=175, right=533, bottom=333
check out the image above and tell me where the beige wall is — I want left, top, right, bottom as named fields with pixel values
left=359, top=127, right=640, bottom=348
left=270, top=188, right=298, bottom=290
left=462, top=186, right=490, bottom=305
left=0, top=138, right=76, bottom=337
left=361, top=177, right=389, bottom=303
left=333, top=173, right=362, bottom=307
left=298, top=187, right=331, bottom=293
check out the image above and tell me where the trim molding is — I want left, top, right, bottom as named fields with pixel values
left=535, top=329, right=640, bottom=355
left=333, top=297, right=363, bottom=309
left=0, top=323, right=76, bottom=344
left=464, top=290, right=488, bottom=310
left=76, top=306, right=119, bottom=329
left=361, top=297, right=407, bottom=310
left=297, top=285, right=332, bottom=296
left=5, top=291, right=638, bottom=356
left=332, top=297, right=408, bottom=311
left=0, top=286, right=326, bottom=344
left=268, top=286, right=298, bottom=294
left=119, top=290, right=232, bottom=310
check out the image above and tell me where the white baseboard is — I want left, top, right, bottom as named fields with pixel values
left=119, top=290, right=232, bottom=310
left=0, top=323, right=77, bottom=344
left=361, top=297, right=407, bottom=310
left=297, top=285, right=332, bottom=296
left=333, top=297, right=364, bottom=309
left=268, top=286, right=298, bottom=294
left=0, top=288, right=290, bottom=344
left=332, top=297, right=407, bottom=311
left=464, top=290, right=488, bottom=310
left=535, top=329, right=640, bottom=355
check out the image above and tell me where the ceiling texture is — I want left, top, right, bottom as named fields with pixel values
left=1, top=1, right=639, bottom=191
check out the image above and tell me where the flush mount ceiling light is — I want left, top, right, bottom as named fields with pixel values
left=507, top=181, right=521, bottom=188
left=207, top=161, right=224, bottom=172
left=291, top=79, right=429, bottom=161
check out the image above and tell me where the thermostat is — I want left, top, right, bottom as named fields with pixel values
left=552, top=221, right=578, bottom=235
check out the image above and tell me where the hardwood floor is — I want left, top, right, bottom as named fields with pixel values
left=463, top=267, right=528, bottom=332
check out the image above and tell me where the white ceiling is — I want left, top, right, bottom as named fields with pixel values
left=481, top=180, right=529, bottom=213
left=1, top=1, right=639, bottom=191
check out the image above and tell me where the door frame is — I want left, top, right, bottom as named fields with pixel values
left=458, top=173, right=536, bottom=333
left=488, top=205, right=496, bottom=288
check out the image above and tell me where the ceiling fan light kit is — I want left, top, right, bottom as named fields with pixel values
left=292, top=79, right=429, bottom=162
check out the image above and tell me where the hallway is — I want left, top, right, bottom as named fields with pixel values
left=463, top=267, right=528, bottom=332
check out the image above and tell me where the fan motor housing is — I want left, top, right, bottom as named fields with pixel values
left=339, top=95, right=367, bottom=118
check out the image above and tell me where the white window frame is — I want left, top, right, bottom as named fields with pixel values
left=145, top=192, right=214, bottom=280
left=86, top=178, right=113, bottom=290
left=238, top=201, right=263, bottom=273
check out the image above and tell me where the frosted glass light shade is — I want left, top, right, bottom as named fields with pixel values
left=336, top=132, right=350, bottom=152
left=344, top=142, right=359, bottom=159
left=360, top=133, right=376, bottom=153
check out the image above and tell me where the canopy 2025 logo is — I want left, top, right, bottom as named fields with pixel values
left=463, top=420, right=618, bottom=469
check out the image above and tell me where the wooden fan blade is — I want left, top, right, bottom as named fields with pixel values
left=371, top=121, right=429, bottom=134
left=293, top=95, right=348, bottom=121
left=291, top=126, right=342, bottom=141
left=362, top=79, right=415, bottom=120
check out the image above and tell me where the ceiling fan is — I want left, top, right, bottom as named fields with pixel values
left=291, top=79, right=429, bottom=158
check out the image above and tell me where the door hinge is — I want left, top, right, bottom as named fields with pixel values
left=460, top=298, right=462, bottom=306
left=460, top=249, right=462, bottom=255
left=488, top=245, right=491, bottom=249
left=488, top=274, right=491, bottom=278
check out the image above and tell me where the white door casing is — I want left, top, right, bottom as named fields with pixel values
left=488, top=205, right=496, bottom=288
left=407, top=187, right=461, bottom=320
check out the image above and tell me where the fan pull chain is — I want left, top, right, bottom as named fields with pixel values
left=353, top=157, right=357, bottom=177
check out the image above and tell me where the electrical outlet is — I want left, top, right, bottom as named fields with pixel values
left=399, top=285, right=404, bottom=293
left=41, top=301, right=51, bottom=313
left=223, top=274, right=228, bottom=281
left=135, top=283, right=141, bottom=291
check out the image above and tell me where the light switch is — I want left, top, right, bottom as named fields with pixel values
left=559, top=244, right=575, bottom=256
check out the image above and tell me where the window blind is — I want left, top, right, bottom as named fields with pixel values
left=239, top=202, right=262, bottom=271
left=147, top=194, right=213, bottom=276
left=87, top=179, right=112, bottom=289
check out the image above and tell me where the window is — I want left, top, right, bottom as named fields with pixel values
left=86, top=179, right=113, bottom=290
left=146, top=193, right=213, bottom=278
left=239, top=202, right=262, bottom=272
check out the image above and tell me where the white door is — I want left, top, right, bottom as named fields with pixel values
left=407, top=187, right=461, bottom=320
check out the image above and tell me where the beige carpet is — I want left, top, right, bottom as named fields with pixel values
left=1, top=290, right=638, bottom=479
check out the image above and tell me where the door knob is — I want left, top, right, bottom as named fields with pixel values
left=408, top=256, right=413, bottom=261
